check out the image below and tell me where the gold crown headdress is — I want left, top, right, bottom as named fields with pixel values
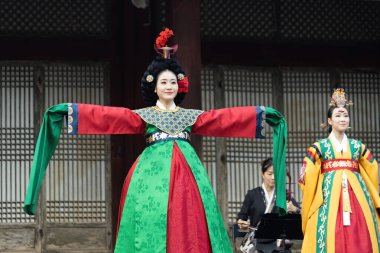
left=320, top=88, right=353, bottom=129
left=329, top=88, right=353, bottom=108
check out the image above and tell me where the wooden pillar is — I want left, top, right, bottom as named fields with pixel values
left=110, top=0, right=154, bottom=246
left=166, top=0, right=203, bottom=155
left=214, top=66, right=229, bottom=228
left=167, top=0, right=229, bottom=227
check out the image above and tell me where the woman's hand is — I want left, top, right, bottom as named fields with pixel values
left=286, top=200, right=299, bottom=214
left=237, top=219, right=250, bottom=229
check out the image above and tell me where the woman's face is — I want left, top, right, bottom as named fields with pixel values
left=262, top=166, right=275, bottom=189
left=155, top=70, right=178, bottom=104
left=328, top=107, right=350, bottom=133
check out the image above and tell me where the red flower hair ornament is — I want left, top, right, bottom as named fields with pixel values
left=155, top=28, right=174, bottom=48
left=154, top=28, right=178, bottom=59
left=151, top=28, right=188, bottom=94
left=178, top=76, right=189, bottom=94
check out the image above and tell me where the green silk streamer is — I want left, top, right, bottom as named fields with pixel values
left=265, top=107, right=288, bottom=215
left=24, top=103, right=68, bottom=215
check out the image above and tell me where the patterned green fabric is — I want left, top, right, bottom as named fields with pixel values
left=133, top=107, right=203, bottom=135
left=115, top=124, right=232, bottom=253
left=319, top=138, right=362, bottom=161
left=315, top=139, right=335, bottom=253
left=348, top=139, right=362, bottom=160
left=115, top=140, right=173, bottom=253
left=317, top=171, right=336, bottom=253
left=177, top=140, right=232, bottom=252
left=319, top=138, right=335, bottom=160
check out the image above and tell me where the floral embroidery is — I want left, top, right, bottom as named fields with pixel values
left=146, top=130, right=190, bottom=146
left=351, top=139, right=361, bottom=160
left=321, top=139, right=333, bottom=160
left=321, top=159, right=359, bottom=173
left=317, top=171, right=335, bottom=253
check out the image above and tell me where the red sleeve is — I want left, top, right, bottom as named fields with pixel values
left=68, top=103, right=145, bottom=135
left=192, top=106, right=265, bottom=138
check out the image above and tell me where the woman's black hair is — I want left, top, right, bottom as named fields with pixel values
left=141, top=56, right=187, bottom=106
left=326, top=106, right=335, bottom=133
left=261, top=158, right=273, bottom=174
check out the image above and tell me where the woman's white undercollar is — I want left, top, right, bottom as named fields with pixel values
left=329, top=132, right=348, bottom=153
left=156, top=100, right=176, bottom=110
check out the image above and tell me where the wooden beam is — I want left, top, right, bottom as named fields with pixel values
left=0, top=38, right=111, bottom=61
left=202, top=41, right=380, bottom=68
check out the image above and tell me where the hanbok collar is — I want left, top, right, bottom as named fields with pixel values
left=156, top=100, right=176, bottom=111
left=133, top=106, right=203, bottom=135
left=262, top=183, right=275, bottom=214
left=329, top=132, right=348, bottom=153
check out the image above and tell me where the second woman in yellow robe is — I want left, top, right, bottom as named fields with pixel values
left=299, top=90, right=380, bottom=253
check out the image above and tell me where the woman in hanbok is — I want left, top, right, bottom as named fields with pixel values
left=299, top=89, right=380, bottom=253
left=24, top=28, right=288, bottom=253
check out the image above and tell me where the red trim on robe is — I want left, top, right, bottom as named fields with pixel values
left=335, top=183, right=371, bottom=253
left=77, top=103, right=145, bottom=134
left=366, top=153, right=373, bottom=162
left=192, top=107, right=257, bottom=138
left=116, top=157, right=140, bottom=237
left=167, top=143, right=212, bottom=253
left=308, top=150, right=316, bottom=161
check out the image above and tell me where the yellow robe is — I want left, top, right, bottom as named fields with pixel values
left=299, top=137, right=380, bottom=253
